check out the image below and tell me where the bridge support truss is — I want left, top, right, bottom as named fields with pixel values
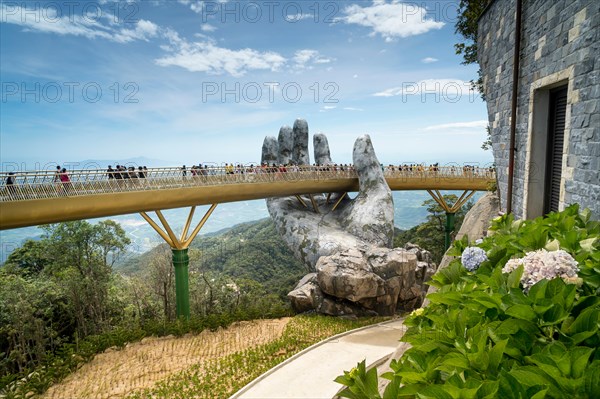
left=140, top=204, right=218, bottom=319
left=426, top=190, right=476, bottom=250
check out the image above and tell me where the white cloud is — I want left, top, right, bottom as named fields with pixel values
left=293, top=49, right=331, bottom=68
left=201, top=23, right=217, bottom=32
left=319, top=105, right=337, bottom=112
left=286, top=13, right=315, bottom=21
left=339, top=0, right=444, bottom=42
left=373, top=79, right=476, bottom=98
left=156, top=37, right=286, bottom=77
left=421, top=57, right=438, bottom=63
left=344, top=107, right=364, bottom=111
left=423, top=121, right=488, bottom=131
left=0, top=4, right=158, bottom=43
left=293, top=49, right=332, bottom=69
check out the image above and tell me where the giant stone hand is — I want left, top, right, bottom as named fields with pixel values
left=262, top=119, right=435, bottom=316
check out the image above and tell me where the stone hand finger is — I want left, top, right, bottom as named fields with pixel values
left=313, top=133, right=332, bottom=166
left=292, top=119, right=310, bottom=165
left=261, top=136, right=278, bottom=166
left=277, top=126, right=293, bottom=166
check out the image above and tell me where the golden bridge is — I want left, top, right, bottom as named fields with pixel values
left=1, top=165, right=494, bottom=230
left=0, top=165, right=495, bottom=318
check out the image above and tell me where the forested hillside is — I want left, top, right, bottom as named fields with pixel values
left=0, top=219, right=304, bottom=394
left=118, top=218, right=306, bottom=299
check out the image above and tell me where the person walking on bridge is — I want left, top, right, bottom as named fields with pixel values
left=5, top=172, right=16, bottom=198
left=59, top=168, right=72, bottom=195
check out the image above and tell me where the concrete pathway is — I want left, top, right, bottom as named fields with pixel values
left=231, top=318, right=406, bottom=399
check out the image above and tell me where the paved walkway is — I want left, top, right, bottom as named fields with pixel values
left=231, top=318, right=406, bottom=399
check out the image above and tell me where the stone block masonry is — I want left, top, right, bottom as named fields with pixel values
left=478, top=0, right=599, bottom=218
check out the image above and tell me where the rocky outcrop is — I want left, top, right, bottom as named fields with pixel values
left=456, top=192, right=500, bottom=242
left=288, top=244, right=434, bottom=316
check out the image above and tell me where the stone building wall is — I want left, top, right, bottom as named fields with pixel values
left=478, top=0, right=599, bottom=218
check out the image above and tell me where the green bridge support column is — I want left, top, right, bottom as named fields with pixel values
left=445, top=212, right=456, bottom=251
left=172, top=248, right=190, bottom=319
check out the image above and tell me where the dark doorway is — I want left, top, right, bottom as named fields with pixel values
left=544, top=86, right=568, bottom=214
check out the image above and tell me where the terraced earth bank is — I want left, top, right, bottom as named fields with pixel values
left=41, top=318, right=290, bottom=399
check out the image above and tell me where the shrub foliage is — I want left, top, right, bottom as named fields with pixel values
left=336, top=205, right=600, bottom=398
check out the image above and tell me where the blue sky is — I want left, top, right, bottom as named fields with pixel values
left=1, top=0, right=493, bottom=169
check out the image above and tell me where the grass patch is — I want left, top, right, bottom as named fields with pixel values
left=127, top=315, right=388, bottom=399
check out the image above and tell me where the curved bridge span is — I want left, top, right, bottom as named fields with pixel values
left=0, top=166, right=495, bottom=230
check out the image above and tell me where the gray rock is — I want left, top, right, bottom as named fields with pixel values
left=367, top=247, right=417, bottom=279
left=293, top=272, right=317, bottom=290
left=278, top=126, right=293, bottom=166
left=318, top=297, right=378, bottom=317
left=313, top=133, right=332, bottom=165
left=292, top=119, right=310, bottom=165
left=261, top=136, right=278, bottom=166
left=288, top=281, right=323, bottom=313
left=316, top=248, right=385, bottom=302
left=456, top=192, right=500, bottom=241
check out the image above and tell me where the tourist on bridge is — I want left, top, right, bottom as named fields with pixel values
left=54, top=165, right=61, bottom=183
left=5, top=172, right=16, bottom=197
left=59, top=168, right=72, bottom=194
left=107, top=165, right=115, bottom=180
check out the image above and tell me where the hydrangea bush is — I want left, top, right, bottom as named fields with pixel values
left=336, top=205, right=600, bottom=399
left=502, top=249, right=580, bottom=291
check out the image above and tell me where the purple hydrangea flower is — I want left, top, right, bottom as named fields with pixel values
left=461, top=247, right=488, bottom=271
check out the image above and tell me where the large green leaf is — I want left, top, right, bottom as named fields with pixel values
left=505, top=304, right=536, bottom=321
left=416, top=384, right=456, bottom=399
left=584, top=362, right=600, bottom=397
left=509, top=367, right=552, bottom=388
left=567, top=307, right=600, bottom=335
left=570, top=347, right=594, bottom=378
left=488, top=339, right=508, bottom=374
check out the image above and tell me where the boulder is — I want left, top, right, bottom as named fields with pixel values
left=288, top=281, right=323, bottom=313
left=316, top=248, right=385, bottom=302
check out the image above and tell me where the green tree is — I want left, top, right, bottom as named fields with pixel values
left=3, top=239, right=51, bottom=276
left=455, top=0, right=490, bottom=149
left=40, top=221, right=130, bottom=336
left=455, top=0, right=488, bottom=66
left=0, top=272, right=72, bottom=375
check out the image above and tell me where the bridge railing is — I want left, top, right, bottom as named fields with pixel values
left=0, top=165, right=495, bottom=202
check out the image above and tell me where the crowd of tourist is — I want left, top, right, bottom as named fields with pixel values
left=3, top=162, right=495, bottom=199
